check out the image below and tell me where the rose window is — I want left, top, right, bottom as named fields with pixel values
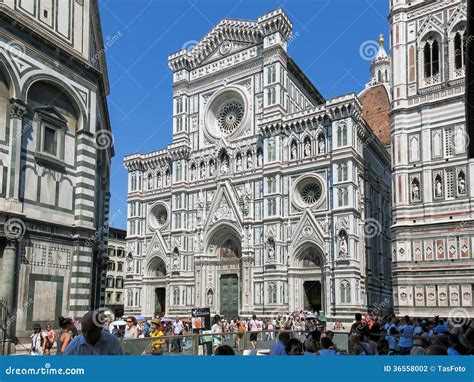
left=300, top=183, right=322, bottom=205
left=292, top=174, right=325, bottom=209
left=217, top=101, right=244, bottom=135
left=149, top=203, right=169, bottom=230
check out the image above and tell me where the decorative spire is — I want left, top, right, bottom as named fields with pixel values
left=365, top=33, right=390, bottom=88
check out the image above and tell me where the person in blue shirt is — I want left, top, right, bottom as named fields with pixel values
left=447, top=333, right=468, bottom=355
left=386, top=326, right=399, bottom=354
left=433, top=319, right=448, bottom=335
left=269, top=331, right=290, bottom=355
left=63, top=310, right=123, bottom=356
left=398, top=315, right=414, bottom=355
left=319, top=337, right=339, bottom=356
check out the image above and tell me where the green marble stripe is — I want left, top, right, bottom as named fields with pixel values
left=76, top=160, right=96, bottom=170
left=76, top=149, right=97, bottom=159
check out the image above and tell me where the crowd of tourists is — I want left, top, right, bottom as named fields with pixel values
left=27, top=310, right=474, bottom=356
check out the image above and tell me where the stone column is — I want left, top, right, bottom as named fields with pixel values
left=7, top=99, right=27, bottom=200
left=1, top=239, right=18, bottom=348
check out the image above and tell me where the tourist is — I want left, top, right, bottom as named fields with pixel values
left=124, top=316, right=139, bottom=339
left=304, top=330, right=321, bottom=353
left=30, top=323, right=43, bottom=356
left=42, top=323, right=56, bottom=356
left=349, top=334, right=367, bottom=355
left=410, top=337, right=428, bottom=355
left=56, top=316, right=73, bottom=355
left=63, top=310, right=123, bottom=355
left=235, top=321, right=245, bottom=352
left=385, top=326, right=399, bottom=354
left=319, top=337, right=339, bottom=356
left=426, top=345, right=448, bottom=355
left=172, top=316, right=184, bottom=352
left=211, top=315, right=222, bottom=349
left=248, top=314, right=259, bottom=349
left=432, top=319, right=448, bottom=335
left=398, top=315, right=414, bottom=355
left=286, top=338, right=304, bottom=355
left=360, top=330, right=376, bottom=355
left=376, top=338, right=389, bottom=355
left=270, top=331, right=290, bottom=355
left=143, top=318, right=164, bottom=355
left=266, top=319, right=274, bottom=340
left=350, top=313, right=367, bottom=335
left=447, top=333, right=468, bottom=355
left=214, top=344, right=235, bottom=355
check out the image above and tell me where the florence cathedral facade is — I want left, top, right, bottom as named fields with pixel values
left=124, top=9, right=392, bottom=321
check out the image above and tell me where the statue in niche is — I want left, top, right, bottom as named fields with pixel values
left=338, top=234, right=348, bottom=258
left=191, top=166, right=196, bottom=181
left=458, top=173, right=466, bottom=194
left=166, top=172, right=170, bottom=185
left=435, top=176, right=443, bottom=197
left=257, top=151, right=263, bottom=166
left=126, top=253, right=133, bottom=272
left=200, top=164, right=206, bottom=178
left=247, top=152, right=253, bottom=169
left=267, top=240, right=275, bottom=261
left=290, top=141, right=297, bottom=160
left=220, top=157, right=229, bottom=174
left=157, top=173, right=161, bottom=187
left=172, top=251, right=180, bottom=270
left=318, top=136, right=325, bottom=154
left=209, top=162, right=215, bottom=176
left=236, top=155, right=242, bottom=171
left=411, top=180, right=420, bottom=200
left=207, top=290, right=213, bottom=306
left=304, top=140, right=311, bottom=157
left=148, top=175, right=153, bottom=189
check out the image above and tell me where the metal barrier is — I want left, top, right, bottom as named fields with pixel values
left=120, top=329, right=439, bottom=356
left=120, top=329, right=342, bottom=355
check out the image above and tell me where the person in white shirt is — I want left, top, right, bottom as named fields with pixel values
left=30, top=323, right=43, bottom=356
left=172, top=316, right=184, bottom=352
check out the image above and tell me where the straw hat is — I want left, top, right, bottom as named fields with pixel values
left=151, top=318, right=161, bottom=326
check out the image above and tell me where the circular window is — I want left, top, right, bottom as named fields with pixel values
left=217, top=101, right=244, bottom=134
left=292, top=174, right=325, bottom=209
left=300, top=183, right=322, bottom=205
left=204, top=86, right=248, bottom=140
left=149, top=203, right=169, bottom=230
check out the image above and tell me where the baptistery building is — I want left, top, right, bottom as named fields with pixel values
left=124, top=9, right=391, bottom=321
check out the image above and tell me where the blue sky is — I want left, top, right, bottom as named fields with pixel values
left=100, top=0, right=390, bottom=229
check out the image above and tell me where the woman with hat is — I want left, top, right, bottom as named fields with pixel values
left=142, top=318, right=165, bottom=355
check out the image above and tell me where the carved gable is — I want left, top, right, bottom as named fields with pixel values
left=204, top=183, right=243, bottom=232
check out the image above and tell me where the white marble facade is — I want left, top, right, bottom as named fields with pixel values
left=390, top=0, right=474, bottom=317
left=124, top=9, right=391, bottom=321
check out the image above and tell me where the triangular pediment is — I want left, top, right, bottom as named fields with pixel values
left=417, top=16, right=444, bottom=40
left=290, top=210, right=326, bottom=249
left=35, top=107, right=67, bottom=125
left=204, top=182, right=243, bottom=232
left=447, top=3, right=467, bottom=31
left=145, top=230, right=169, bottom=263
left=201, top=40, right=256, bottom=64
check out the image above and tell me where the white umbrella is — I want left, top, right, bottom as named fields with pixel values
left=111, top=320, right=126, bottom=326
